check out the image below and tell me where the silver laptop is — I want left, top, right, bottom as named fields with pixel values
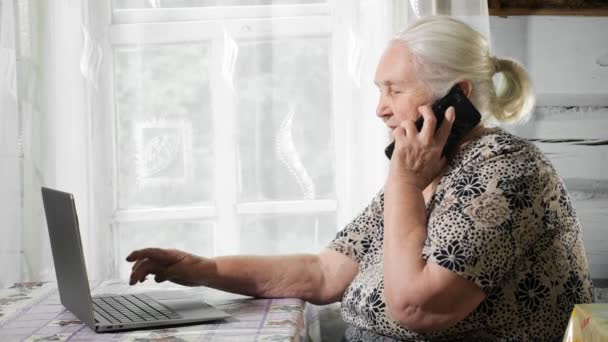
left=41, top=187, right=230, bottom=332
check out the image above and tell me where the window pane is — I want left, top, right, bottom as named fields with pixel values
left=235, top=37, right=334, bottom=202
left=116, top=220, right=215, bottom=280
left=238, top=213, right=336, bottom=254
left=115, top=0, right=325, bottom=9
left=114, top=43, right=213, bottom=209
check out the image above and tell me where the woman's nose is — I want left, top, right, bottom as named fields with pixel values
left=376, top=97, right=390, bottom=118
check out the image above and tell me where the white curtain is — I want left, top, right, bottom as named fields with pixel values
left=394, top=0, right=491, bottom=40
left=0, top=0, right=97, bottom=287
left=0, top=0, right=20, bottom=288
left=0, top=0, right=489, bottom=286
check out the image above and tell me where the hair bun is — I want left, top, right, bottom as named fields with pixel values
left=490, top=56, right=502, bottom=74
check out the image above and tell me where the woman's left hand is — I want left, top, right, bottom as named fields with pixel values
left=388, top=105, right=455, bottom=190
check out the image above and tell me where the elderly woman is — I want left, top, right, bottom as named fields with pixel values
left=127, top=16, right=593, bottom=341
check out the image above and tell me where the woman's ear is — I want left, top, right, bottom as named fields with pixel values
left=457, top=80, right=473, bottom=97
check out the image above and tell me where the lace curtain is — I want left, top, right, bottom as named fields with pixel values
left=0, top=0, right=489, bottom=286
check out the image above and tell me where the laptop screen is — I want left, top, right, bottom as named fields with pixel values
left=41, top=187, right=96, bottom=328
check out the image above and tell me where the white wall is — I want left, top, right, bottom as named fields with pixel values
left=490, top=16, right=608, bottom=279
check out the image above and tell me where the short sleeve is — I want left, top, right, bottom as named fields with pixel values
left=423, top=150, right=544, bottom=294
left=326, top=190, right=384, bottom=264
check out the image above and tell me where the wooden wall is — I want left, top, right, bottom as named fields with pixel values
left=491, top=16, right=608, bottom=279
left=489, top=0, right=608, bottom=16
left=509, top=107, right=608, bottom=278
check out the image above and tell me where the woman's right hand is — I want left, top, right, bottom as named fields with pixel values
left=126, top=248, right=211, bottom=286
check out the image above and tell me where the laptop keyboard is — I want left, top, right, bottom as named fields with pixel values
left=93, top=294, right=182, bottom=324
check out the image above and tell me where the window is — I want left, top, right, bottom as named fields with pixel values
left=106, top=1, right=358, bottom=279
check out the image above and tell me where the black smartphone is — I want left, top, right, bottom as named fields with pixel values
left=384, top=86, right=482, bottom=159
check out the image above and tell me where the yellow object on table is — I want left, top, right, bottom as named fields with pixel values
left=563, top=304, right=608, bottom=342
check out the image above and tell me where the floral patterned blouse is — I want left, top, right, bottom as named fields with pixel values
left=328, top=128, right=593, bottom=341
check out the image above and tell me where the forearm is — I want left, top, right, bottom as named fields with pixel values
left=382, top=177, right=428, bottom=308
left=196, top=254, right=325, bottom=301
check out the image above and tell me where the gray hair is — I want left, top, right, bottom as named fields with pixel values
left=392, top=16, right=535, bottom=125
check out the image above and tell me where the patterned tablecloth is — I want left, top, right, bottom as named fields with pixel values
left=0, top=281, right=321, bottom=342
left=563, top=304, right=608, bottom=342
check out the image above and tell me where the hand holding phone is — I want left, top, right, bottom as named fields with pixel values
left=384, top=86, right=481, bottom=160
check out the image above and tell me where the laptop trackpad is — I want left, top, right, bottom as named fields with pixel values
left=146, top=290, right=230, bottom=320
left=163, top=298, right=228, bottom=320
left=164, top=298, right=209, bottom=311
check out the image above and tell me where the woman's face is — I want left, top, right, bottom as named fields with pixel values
left=374, top=42, right=432, bottom=130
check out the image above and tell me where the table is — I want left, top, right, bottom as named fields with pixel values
left=563, top=304, right=608, bottom=342
left=0, top=281, right=321, bottom=342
